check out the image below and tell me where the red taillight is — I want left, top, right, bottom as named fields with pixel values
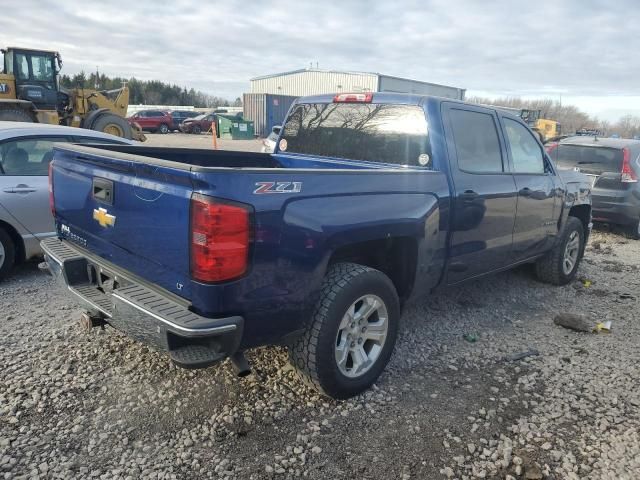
left=333, top=93, right=373, bottom=103
left=621, top=147, right=638, bottom=183
left=48, top=161, right=55, bottom=216
left=190, top=193, right=250, bottom=283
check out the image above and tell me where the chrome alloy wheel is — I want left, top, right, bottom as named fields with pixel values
left=334, top=294, right=389, bottom=378
left=0, top=240, right=4, bottom=269
left=562, top=230, right=580, bottom=275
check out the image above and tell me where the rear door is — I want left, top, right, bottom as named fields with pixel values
left=442, top=104, right=517, bottom=283
left=501, top=117, right=556, bottom=258
left=134, top=111, right=150, bottom=129
left=0, top=135, right=70, bottom=237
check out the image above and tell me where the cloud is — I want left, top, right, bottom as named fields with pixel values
left=2, top=0, right=639, bottom=108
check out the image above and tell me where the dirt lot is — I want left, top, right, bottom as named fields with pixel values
left=142, top=132, right=264, bottom=152
left=1, top=133, right=639, bottom=480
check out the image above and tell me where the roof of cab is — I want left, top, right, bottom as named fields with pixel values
left=559, top=136, right=640, bottom=149
left=292, top=92, right=513, bottom=115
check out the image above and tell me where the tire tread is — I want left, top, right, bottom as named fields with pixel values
left=289, top=263, right=385, bottom=397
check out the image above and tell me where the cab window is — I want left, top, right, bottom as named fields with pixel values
left=449, top=109, right=503, bottom=173
left=504, top=118, right=545, bottom=174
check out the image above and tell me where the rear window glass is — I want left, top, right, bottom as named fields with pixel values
left=281, top=103, right=431, bottom=167
left=552, top=145, right=622, bottom=175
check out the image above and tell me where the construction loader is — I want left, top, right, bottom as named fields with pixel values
left=0, top=46, right=144, bottom=140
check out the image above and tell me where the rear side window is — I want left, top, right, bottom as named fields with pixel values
left=552, top=145, right=623, bottom=175
left=0, top=137, right=69, bottom=175
left=281, top=103, right=431, bottom=167
left=449, top=109, right=503, bottom=173
left=503, top=118, right=545, bottom=174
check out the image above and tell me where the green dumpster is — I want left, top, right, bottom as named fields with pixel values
left=216, top=115, right=234, bottom=139
left=231, top=118, right=255, bottom=140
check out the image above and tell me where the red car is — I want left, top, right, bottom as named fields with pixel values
left=127, top=110, right=173, bottom=134
left=179, top=113, right=217, bottom=134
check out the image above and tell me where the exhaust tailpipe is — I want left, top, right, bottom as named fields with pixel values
left=230, top=352, right=251, bottom=377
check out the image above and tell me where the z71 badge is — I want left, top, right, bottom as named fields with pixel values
left=254, top=181, right=302, bottom=194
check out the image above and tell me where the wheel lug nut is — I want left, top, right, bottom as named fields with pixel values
left=361, top=327, right=367, bottom=333
left=358, top=338, right=363, bottom=344
left=350, top=341, right=355, bottom=348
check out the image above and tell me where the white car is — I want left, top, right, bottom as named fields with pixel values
left=0, top=122, right=133, bottom=280
left=261, top=125, right=281, bottom=153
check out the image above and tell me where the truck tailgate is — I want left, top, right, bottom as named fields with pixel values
left=51, top=145, right=194, bottom=298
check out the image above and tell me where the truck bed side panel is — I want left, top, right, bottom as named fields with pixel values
left=187, top=169, right=449, bottom=347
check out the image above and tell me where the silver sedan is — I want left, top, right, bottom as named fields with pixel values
left=0, top=122, right=132, bottom=280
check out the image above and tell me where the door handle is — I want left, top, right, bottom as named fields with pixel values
left=10, top=186, right=37, bottom=194
left=460, top=190, right=479, bottom=200
left=519, top=187, right=532, bottom=197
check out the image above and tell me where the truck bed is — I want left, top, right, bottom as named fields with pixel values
left=49, top=143, right=449, bottom=348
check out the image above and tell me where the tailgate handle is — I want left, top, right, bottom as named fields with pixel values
left=93, top=178, right=114, bottom=205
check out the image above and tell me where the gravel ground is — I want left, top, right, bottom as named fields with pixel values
left=142, top=133, right=263, bottom=152
left=1, top=229, right=639, bottom=480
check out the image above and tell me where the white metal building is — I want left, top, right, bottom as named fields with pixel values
left=250, top=69, right=465, bottom=100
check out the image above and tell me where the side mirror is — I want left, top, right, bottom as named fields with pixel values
left=272, top=125, right=282, bottom=135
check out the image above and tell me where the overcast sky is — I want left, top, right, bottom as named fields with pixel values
left=3, top=0, right=640, bottom=121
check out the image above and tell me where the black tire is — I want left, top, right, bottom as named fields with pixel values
left=0, top=228, right=16, bottom=282
left=288, top=262, right=400, bottom=399
left=158, top=123, right=169, bottom=134
left=192, top=125, right=202, bottom=134
left=626, top=217, right=640, bottom=240
left=0, top=108, right=35, bottom=122
left=535, top=216, right=585, bottom=285
left=91, top=114, right=133, bottom=140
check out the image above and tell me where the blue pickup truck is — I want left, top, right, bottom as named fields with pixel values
left=42, top=93, right=591, bottom=399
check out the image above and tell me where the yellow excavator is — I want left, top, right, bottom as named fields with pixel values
left=0, top=46, right=144, bottom=140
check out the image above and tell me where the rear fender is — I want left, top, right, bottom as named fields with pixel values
left=281, top=193, right=441, bottom=305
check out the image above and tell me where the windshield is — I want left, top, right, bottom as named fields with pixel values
left=552, top=144, right=623, bottom=175
left=13, top=52, right=55, bottom=83
left=280, top=103, right=431, bottom=166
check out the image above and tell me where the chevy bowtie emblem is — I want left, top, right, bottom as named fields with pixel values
left=93, top=207, right=116, bottom=228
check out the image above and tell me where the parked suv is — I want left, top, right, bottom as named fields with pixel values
left=179, top=113, right=216, bottom=134
left=127, top=110, right=173, bottom=134
left=169, top=110, right=201, bottom=132
left=548, top=136, right=640, bottom=238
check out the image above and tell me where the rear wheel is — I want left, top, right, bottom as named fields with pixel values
left=158, top=123, right=169, bottom=134
left=91, top=114, right=133, bottom=139
left=535, top=216, right=584, bottom=285
left=627, top=217, right=640, bottom=240
left=0, top=108, right=35, bottom=123
left=0, top=228, right=16, bottom=281
left=288, top=263, right=400, bottom=399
